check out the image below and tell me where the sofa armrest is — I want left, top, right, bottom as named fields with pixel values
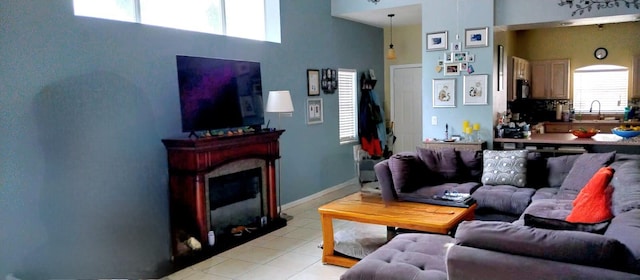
left=446, top=245, right=640, bottom=280
left=454, top=220, right=637, bottom=273
left=374, top=159, right=396, bottom=203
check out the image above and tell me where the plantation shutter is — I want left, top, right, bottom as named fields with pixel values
left=338, top=69, right=358, bottom=144
left=573, top=65, right=628, bottom=113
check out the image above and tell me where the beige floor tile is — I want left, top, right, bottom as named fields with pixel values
left=183, top=270, right=232, bottom=280
left=227, top=245, right=286, bottom=264
left=251, top=236, right=308, bottom=251
left=205, top=259, right=259, bottom=278
left=283, top=227, right=322, bottom=241
left=267, top=225, right=300, bottom=237
left=234, top=264, right=301, bottom=280
left=290, top=239, right=323, bottom=256
left=166, top=268, right=198, bottom=280
left=291, top=261, right=347, bottom=280
left=287, top=217, right=317, bottom=228
left=266, top=251, right=320, bottom=269
left=189, top=255, right=228, bottom=272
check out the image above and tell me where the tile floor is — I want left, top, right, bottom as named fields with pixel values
left=162, top=182, right=376, bottom=280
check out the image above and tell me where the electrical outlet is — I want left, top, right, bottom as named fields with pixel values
left=431, top=116, right=438, bottom=125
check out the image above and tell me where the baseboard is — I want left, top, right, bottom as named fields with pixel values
left=281, top=177, right=359, bottom=211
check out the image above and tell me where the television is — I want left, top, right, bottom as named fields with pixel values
left=176, top=55, right=265, bottom=133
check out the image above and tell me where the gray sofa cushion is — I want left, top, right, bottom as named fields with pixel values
left=519, top=198, right=573, bottom=221
left=416, top=147, right=459, bottom=181
left=557, top=151, right=616, bottom=198
left=456, top=149, right=483, bottom=182
left=340, top=233, right=452, bottom=280
left=605, top=209, right=640, bottom=273
left=481, top=150, right=528, bottom=187
left=546, top=154, right=580, bottom=188
left=531, top=187, right=559, bottom=201
left=388, top=153, right=426, bottom=193
left=610, top=160, right=640, bottom=215
left=471, top=185, right=535, bottom=215
left=455, top=220, right=637, bottom=273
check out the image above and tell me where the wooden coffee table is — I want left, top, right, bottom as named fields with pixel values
left=318, top=192, right=476, bottom=268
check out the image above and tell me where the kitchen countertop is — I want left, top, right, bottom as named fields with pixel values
left=495, top=133, right=640, bottom=146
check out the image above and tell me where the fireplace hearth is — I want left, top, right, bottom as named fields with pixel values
left=162, top=130, right=286, bottom=268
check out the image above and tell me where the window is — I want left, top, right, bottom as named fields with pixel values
left=573, top=65, right=628, bottom=113
left=338, top=69, right=358, bottom=144
left=72, top=0, right=279, bottom=42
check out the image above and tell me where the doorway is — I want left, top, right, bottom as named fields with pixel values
left=390, top=64, right=422, bottom=153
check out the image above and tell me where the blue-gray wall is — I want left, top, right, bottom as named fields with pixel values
left=0, top=0, right=383, bottom=278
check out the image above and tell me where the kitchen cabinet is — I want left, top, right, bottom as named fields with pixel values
left=545, top=123, right=571, bottom=133
left=633, top=55, right=640, bottom=98
left=530, top=59, right=570, bottom=99
left=508, top=56, right=530, bottom=101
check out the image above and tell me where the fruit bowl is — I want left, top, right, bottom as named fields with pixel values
left=611, top=127, right=640, bottom=139
left=570, top=128, right=599, bottom=138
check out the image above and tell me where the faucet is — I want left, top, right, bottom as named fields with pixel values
left=589, top=100, right=602, bottom=120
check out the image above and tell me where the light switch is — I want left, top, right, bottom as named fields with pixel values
left=431, top=116, right=437, bottom=125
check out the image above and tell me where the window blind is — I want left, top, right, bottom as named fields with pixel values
left=338, top=69, right=358, bottom=144
left=573, top=65, right=628, bottom=113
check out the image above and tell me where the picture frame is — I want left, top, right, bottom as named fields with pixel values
left=463, top=74, right=488, bottom=105
left=466, top=54, right=475, bottom=62
left=307, top=69, right=320, bottom=96
left=497, top=45, right=504, bottom=91
left=432, top=79, right=456, bottom=108
left=443, top=52, right=453, bottom=62
left=444, top=63, right=460, bottom=76
left=451, top=42, right=462, bottom=52
left=426, top=31, right=448, bottom=51
left=307, top=98, right=323, bottom=124
left=465, top=27, right=489, bottom=48
left=452, top=52, right=468, bottom=62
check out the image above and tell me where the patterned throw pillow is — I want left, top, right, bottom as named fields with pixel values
left=481, top=150, right=528, bottom=187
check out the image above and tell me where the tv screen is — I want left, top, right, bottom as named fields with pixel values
left=176, top=55, right=264, bottom=133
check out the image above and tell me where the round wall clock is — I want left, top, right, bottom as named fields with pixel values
left=594, top=47, right=608, bottom=60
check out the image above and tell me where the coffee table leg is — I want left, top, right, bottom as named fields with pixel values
left=320, top=213, right=334, bottom=264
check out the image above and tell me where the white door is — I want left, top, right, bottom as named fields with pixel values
left=391, top=65, right=422, bottom=153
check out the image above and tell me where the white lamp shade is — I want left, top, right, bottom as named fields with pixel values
left=265, top=90, right=294, bottom=113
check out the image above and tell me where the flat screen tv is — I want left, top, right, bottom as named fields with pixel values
left=176, top=55, right=264, bottom=133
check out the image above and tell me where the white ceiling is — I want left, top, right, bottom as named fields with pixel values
left=334, top=4, right=639, bottom=30
left=334, top=4, right=422, bottom=28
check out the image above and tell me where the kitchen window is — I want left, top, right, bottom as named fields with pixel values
left=573, top=65, right=628, bottom=113
left=72, top=0, right=280, bottom=42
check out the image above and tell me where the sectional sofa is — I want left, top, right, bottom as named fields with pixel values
left=340, top=148, right=640, bottom=280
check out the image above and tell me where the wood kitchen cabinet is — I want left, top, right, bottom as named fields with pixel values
left=530, top=59, right=570, bottom=99
left=633, top=55, right=640, bottom=98
left=508, top=56, right=530, bottom=101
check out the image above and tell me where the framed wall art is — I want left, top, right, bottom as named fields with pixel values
left=426, top=31, right=448, bottom=51
left=307, top=69, right=320, bottom=96
left=444, top=63, right=460, bottom=76
left=307, top=98, right=323, bottom=124
left=464, top=27, right=489, bottom=48
left=432, top=79, right=456, bottom=108
left=463, top=74, right=488, bottom=105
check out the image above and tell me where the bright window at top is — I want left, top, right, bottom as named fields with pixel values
left=72, top=0, right=279, bottom=43
left=573, top=65, right=629, bottom=113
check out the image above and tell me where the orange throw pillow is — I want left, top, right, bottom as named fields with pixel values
left=565, top=167, right=614, bottom=223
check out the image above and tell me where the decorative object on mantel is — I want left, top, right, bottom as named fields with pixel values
left=321, top=68, right=337, bottom=93
left=558, top=0, right=639, bottom=16
left=387, top=14, right=397, bottom=60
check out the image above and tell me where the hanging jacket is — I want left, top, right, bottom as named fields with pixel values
left=358, top=89, right=385, bottom=157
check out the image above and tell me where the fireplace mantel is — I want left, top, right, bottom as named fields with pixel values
left=162, top=130, right=284, bottom=262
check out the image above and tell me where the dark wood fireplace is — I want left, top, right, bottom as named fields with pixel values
left=162, top=130, right=285, bottom=264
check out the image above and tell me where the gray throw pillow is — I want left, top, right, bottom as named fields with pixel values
left=416, top=147, right=459, bottom=181
left=559, top=151, right=616, bottom=193
left=546, top=154, right=580, bottom=188
left=481, top=150, right=528, bottom=187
